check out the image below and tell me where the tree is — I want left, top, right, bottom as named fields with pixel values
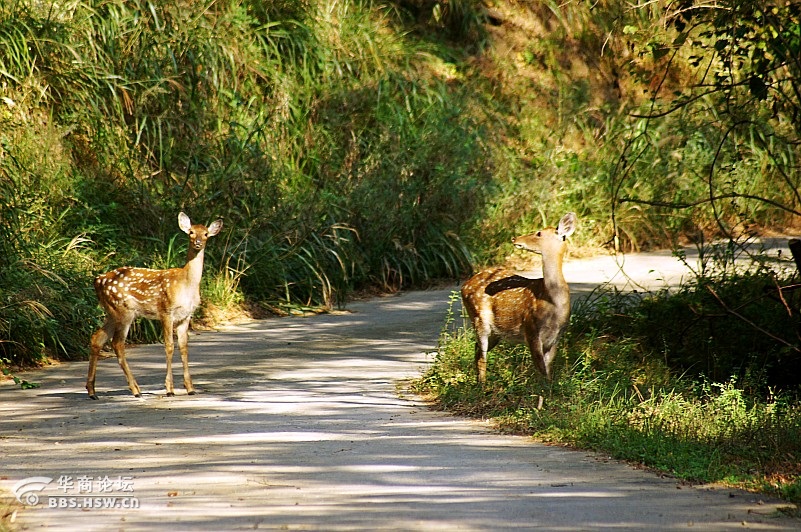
left=613, top=0, right=801, bottom=245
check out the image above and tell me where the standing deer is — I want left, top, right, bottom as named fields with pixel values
left=87, top=212, right=223, bottom=399
left=461, top=212, right=577, bottom=384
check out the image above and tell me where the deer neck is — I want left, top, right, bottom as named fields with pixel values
left=182, top=247, right=206, bottom=289
left=541, top=250, right=569, bottom=307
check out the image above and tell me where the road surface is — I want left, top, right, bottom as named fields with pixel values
left=1, top=246, right=798, bottom=530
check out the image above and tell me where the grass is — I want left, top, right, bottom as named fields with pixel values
left=414, top=281, right=801, bottom=506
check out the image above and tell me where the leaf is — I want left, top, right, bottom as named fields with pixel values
left=651, top=46, right=669, bottom=61
left=748, top=76, right=769, bottom=100
left=432, top=3, right=442, bottom=25
left=673, top=32, right=689, bottom=47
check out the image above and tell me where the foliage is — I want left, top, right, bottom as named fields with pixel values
left=0, top=0, right=486, bottom=367
left=1, top=0, right=800, bottom=389
left=611, top=0, right=801, bottom=249
left=573, top=263, right=801, bottom=388
left=441, top=0, right=801, bottom=257
left=679, top=0, right=801, bottom=126
left=1, top=358, right=39, bottom=389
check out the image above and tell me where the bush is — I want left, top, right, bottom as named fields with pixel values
left=573, top=246, right=801, bottom=390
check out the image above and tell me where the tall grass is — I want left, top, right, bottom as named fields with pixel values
left=0, top=0, right=487, bottom=367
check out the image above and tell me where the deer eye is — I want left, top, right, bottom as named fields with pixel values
left=536, top=231, right=542, bottom=237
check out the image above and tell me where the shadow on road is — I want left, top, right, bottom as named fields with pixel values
left=1, top=249, right=798, bottom=530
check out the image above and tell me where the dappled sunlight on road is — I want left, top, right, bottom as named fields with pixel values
left=2, top=289, right=797, bottom=530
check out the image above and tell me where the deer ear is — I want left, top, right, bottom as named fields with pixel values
left=207, top=219, right=223, bottom=236
left=557, top=212, right=577, bottom=238
left=178, top=212, right=192, bottom=234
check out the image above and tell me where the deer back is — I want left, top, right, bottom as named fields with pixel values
left=461, top=267, right=551, bottom=339
left=94, top=266, right=196, bottom=322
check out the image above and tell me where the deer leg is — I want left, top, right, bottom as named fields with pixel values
left=87, top=317, right=114, bottom=399
left=474, top=338, right=487, bottom=385
left=527, top=336, right=550, bottom=380
left=162, top=316, right=176, bottom=396
left=112, top=322, right=140, bottom=398
left=175, top=319, right=195, bottom=395
left=474, top=328, right=498, bottom=385
left=541, top=343, right=558, bottom=381
left=473, top=325, right=488, bottom=385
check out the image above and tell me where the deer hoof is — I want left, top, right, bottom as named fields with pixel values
left=166, top=392, right=175, bottom=397
left=187, top=390, right=196, bottom=396
left=88, top=394, right=98, bottom=400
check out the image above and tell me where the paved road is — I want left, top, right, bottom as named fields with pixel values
left=1, top=247, right=799, bottom=530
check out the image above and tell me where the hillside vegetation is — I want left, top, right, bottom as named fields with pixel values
left=2, top=1, right=800, bottom=379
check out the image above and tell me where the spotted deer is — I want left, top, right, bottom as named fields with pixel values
left=461, top=212, right=577, bottom=384
left=87, top=212, right=223, bottom=399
